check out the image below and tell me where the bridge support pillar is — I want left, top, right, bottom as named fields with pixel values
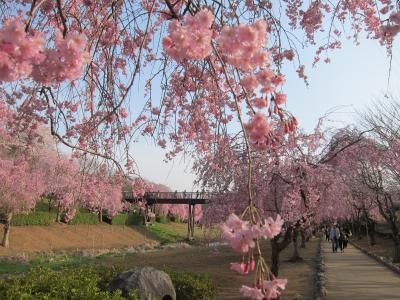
left=187, top=204, right=195, bottom=240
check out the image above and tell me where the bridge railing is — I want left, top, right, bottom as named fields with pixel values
left=122, top=191, right=220, bottom=201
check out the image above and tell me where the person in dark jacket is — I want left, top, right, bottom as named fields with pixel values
left=325, top=227, right=330, bottom=242
left=338, top=228, right=344, bottom=252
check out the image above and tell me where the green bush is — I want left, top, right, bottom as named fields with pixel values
left=11, top=212, right=56, bottom=226
left=68, top=212, right=99, bottom=225
left=168, top=215, right=181, bottom=223
left=111, top=214, right=143, bottom=225
left=0, top=266, right=139, bottom=300
left=165, top=268, right=216, bottom=300
left=35, top=199, right=54, bottom=212
left=155, top=215, right=168, bottom=224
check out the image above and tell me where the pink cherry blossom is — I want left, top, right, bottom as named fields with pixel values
left=32, top=31, right=89, bottom=84
left=218, top=20, right=269, bottom=71
left=0, top=17, right=45, bottom=82
left=163, top=9, right=214, bottom=61
left=267, top=215, right=284, bottom=237
left=240, top=285, right=264, bottom=300
left=230, top=262, right=249, bottom=275
left=245, top=112, right=272, bottom=150
left=274, top=93, right=287, bottom=105
left=263, top=278, right=288, bottom=299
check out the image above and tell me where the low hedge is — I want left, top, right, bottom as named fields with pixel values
left=168, top=215, right=181, bottom=223
left=165, top=268, right=216, bottom=300
left=155, top=215, right=168, bottom=224
left=11, top=212, right=56, bottom=226
left=68, top=212, right=99, bottom=225
left=111, top=214, right=143, bottom=225
left=0, top=264, right=215, bottom=300
left=0, top=266, right=139, bottom=300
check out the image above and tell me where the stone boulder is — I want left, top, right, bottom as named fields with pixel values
left=108, top=267, right=176, bottom=300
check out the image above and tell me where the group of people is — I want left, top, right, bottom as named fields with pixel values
left=323, top=224, right=350, bottom=253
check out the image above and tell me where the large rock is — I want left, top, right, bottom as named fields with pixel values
left=108, top=267, right=176, bottom=300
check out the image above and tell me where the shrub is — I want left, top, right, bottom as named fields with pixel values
left=68, top=212, right=99, bottom=225
left=164, top=268, right=216, bottom=300
left=35, top=199, right=55, bottom=212
left=0, top=266, right=139, bottom=300
left=156, top=214, right=168, bottom=224
left=168, top=215, right=181, bottom=223
left=111, top=214, right=143, bottom=225
left=11, top=212, right=56, bottom=226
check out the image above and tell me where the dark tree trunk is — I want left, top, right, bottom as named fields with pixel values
left=56, top=202, right=61, bottom=222
left=270, top=229, right=292, bottom=276
left=271, top=239, right=280, bottom=276
left=365, top=221, right=370, bottom=245
left=300, top=229, right=306, bottom=248
left=393, top=238, right=400, bottom=263
left=357, top=221, right=362, bottom=240
left=98, top=210, right=103, bottom=223
left=290, top=228, right=301, bottom=261
left=368, top=221, right=376, bottom=246
left=1, top=213, right=12, bottom=248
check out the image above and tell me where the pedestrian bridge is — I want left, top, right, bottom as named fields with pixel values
left=123, top=191, right=218, bottom=205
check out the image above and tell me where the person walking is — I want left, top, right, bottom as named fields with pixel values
left=330, top=224, right=338, bottom=252
left=342, top=230, right=349, bottom=250
left=325, top=227, right=330, bottom=242
left=338, top=227, right=344, bottom=252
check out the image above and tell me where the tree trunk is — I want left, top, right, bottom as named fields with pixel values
left=365, top=221, right=370, bottom=245
left=56, top=203, right=61, bottom=222
left=1, top=213, right=12, bottom=248
left=300, top=229, right=306, bottom=248
left=369, top=221, right=376, bottom=246
left=270, top=239, right=281, bottom=276
left=290, top=228, right=301, bottom=261
left=270, top=229, right=292, bottom=276
left=393, top=239, right=400, bottom=263
left=357, top=221, right=362, bottom=240
left=98, top=210, right=103, bottom=223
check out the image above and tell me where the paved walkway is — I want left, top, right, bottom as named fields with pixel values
left=323, top=241, right=400, bottom=299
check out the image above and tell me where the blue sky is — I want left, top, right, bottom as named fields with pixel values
left=131, top=37, right=400, bottom=191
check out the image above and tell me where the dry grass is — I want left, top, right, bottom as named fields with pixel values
left=101, top=238, right=319, bottom=300
left=0, top=223, right=156, bottom=256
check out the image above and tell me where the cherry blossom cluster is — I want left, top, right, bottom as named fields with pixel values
left=218, top=20, right=269, bottom=71
left=163, top=9, right=214, bottom=61
left=240, top=278, right=288, bottom=300
left=244, top=112, right=272, bottom=151
left=222, top=213, right=283, bottom=253
left=32, top=31, right=90, bottom=85
left=381, top=12, right=400, bottom=37
left=221, top=213, right=287, bottom=299
left=0, top=17, right=88, bottom=85
left=0, top=17, right=45, bottom=82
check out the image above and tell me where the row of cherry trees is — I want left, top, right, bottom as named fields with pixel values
left=330, top=100, right=400, bottom=263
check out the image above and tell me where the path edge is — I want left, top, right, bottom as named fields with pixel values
left=349, top=240, right=400, bottom=275
left=314, top=235, right=326, bottom=300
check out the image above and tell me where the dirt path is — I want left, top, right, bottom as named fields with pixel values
left=323, top=240, right=400, bottom=300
